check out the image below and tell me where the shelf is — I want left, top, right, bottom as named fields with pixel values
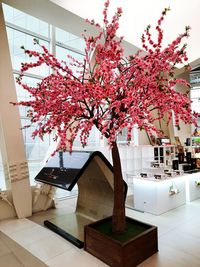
left=153, top=146, right=176, bottom=168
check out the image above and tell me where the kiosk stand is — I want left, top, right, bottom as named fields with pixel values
left=35, top=151, right=127, bottom=248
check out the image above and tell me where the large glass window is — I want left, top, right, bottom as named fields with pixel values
left=56, top=28, right=85, bottom=52
left=190, top=85, right=200, bottom=131
left=190, top=68, right=200, bottom=161
left=55, top=27, right=85, bottom=78
left=2, top=4, right=85, bottom=194
left=191, top=87, right=200, bottom=113
left=190, top=67, right=200, bottom=131
left=3, top=4, right=49, bottom=37
left=7, top=27, right=50, bottom=76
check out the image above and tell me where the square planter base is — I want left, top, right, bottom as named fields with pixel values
left=84, top=216, right=158, bottom=267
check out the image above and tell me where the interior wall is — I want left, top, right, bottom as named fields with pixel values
left=0, top=4, right=25, bottom=167
left=0, top=3, right=33, bottom=218
left=171, top=71, right=191, bottom=145
left=138, top=70, right=192, bottom=146
left=138, top=130, right=150, bottom=145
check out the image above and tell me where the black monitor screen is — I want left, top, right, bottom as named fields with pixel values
left=35, top=151, right=92, bottom=190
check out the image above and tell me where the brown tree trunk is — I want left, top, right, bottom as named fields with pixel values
left=111, top=141, right=126, bottom=233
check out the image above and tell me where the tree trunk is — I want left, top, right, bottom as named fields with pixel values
left=111, top=141, right=126, bottom=233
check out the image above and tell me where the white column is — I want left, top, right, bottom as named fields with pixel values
left=0, top=3, right=32, bottom=218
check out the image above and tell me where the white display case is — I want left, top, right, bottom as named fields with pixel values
left=118, top=145, right=154, bottom=180
left=133, top=175, right=186, bottom=215
left=82, top=145, right=155, bottom=181
left=185, top=172, right=200, bottom=202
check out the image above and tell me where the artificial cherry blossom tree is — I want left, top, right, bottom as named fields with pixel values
left=13, top=0, right=197, bottom=233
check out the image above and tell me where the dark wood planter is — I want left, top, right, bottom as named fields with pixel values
left=84, top=216, right=158, bottom=267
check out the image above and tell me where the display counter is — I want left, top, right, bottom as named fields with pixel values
left=132, top=175, right=186, bottom=215
left=131, top=170, right=200, bottom=215
left=184, top=171, right=200, bottom=202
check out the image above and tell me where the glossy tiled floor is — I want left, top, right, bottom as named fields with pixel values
left=1, top=197, right=200, bottom=267
left=0, top=231, right=47, bottom=267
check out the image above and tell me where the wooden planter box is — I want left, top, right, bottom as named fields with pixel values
left=84, top=216, right=158, bottom=267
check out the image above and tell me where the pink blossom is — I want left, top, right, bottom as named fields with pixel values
left=12, top=2, right=198, bottom=153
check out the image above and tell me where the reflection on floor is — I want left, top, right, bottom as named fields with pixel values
left=1, top=197, right=200, bottom=266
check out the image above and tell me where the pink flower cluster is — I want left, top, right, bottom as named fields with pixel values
left=13, top=1, right=198, bottom=152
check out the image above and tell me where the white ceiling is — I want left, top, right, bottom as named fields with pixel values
left=50, top=0, right=200, bottom=64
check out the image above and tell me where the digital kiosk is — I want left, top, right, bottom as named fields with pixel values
left=35, top=151, right=127, bottom=248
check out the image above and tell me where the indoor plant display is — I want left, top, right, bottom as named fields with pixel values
left=13, top=1, right=197, bottom=266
